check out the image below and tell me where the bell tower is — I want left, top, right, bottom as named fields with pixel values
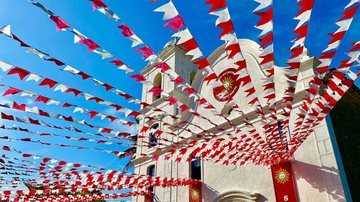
left=132, top=40, right=199, bottom=202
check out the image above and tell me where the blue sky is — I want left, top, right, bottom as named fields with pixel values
left=0, top=0, right=359, bottom=180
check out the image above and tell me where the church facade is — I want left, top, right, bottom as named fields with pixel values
left=131, top=39, right=350, bottom=202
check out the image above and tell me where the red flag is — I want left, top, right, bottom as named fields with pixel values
left=13, top=102, right=26, bottom=111
left=130, top=74, right=146, bottom=83
left=88, top=96, right=104, bottom=103
left=195, top=58, right=210, bottom=70
left=101, top=83, right=113, bottom=91
left=167, top=96, right=178, bottom=105
left=2, top=87, right=22, bottom=96
left=204, top=73, right=217, bottom=85
left=49, top=16, right=71, bottom=31
left=111, top=104, right=123, bottom=111
left=35, top=96, right=50, bottom=104
left=29, top=118, right=40, bottom=125
left=1, top=112, right=14, bottom=120
left=154, top=62, right=171, bottom=73
left=110, top=58, right=124, bottom=66
left=77, top=72, right=91, bottom=80
left=79, top=39, right=100, bottom=52
left=271, top=161, right=298, bottom=202
left=88, top=111, right=99, bottom=119
left=118, top=23, right=135, bottom=37
left=39, top=110, right=50, bottom=117
left=225, top=43, right=241, bottom=59
left=205, top=0, right=226, bottom=12
left=135, top=46, right=154, bottom=59
left=87, top=0, right=107, bottom=10
left=171, top=76, right=184, bottom=84
left=62, top=103, right=72, bottom=108
left=39, top=78, right=58, bottom=88
left=217, top=20, right=234, bottom=37
left=44, top=57, right=65, bottom=66
left=259, top=33, right=273, bottom=48
left=148, top=86, right=163, bottom=97
left=183, top=87, right=196, bottom=96
left=140, top=126, right=149, bottom=133
left=12, top=34, right=30, bottom=47
left=7, top=67, right=30, bottom=80
left=107, top=116, right=117, bottom=122
left=298, top=0, right=314, bottom=15
left=245, top=87, right=256, bottom=97
left=338, top=5, right=359, bottom=21
left=102, top=128, right=111, bottom=133
left=65, top=88, right=82, bottom=97
left=255, top=8, right=273, bottom=26
left=127, top=111, right=140, bottom=119
left=63, top=116, right=74, bottom=122
left=178, top=38, right=198, bottom=52
left=239, top=75, right=252, bottom=86
left=117, top=92, right=133, bottom=100
left=3, top=146, right=10, bottom=151
left=179, top=104, right=189, bottom=113
left=164, top=15, right=185, bottom=32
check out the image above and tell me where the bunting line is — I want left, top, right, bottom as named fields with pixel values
left=291, top=1, right=359, bottom=142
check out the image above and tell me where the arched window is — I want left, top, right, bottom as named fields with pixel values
left=190, top=71, right=196, bottom=85
left=149, top=123, right=159, bottom=148
left=153, top=73, right=162, bottom=101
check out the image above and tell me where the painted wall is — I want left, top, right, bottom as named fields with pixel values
left=132, top=40, right=345, bottom=202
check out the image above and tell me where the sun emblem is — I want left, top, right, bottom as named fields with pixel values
left=275, top=168, right=290, bottom=184
left=222, top=76, right=234, bottom=92
left=213, top=68, right=240, bottom=102
left=191, top=189, right=200, bottom=200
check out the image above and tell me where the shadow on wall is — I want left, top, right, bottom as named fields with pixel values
left=202, top=183, right=267, bottom=202
left=292, top=160, right=344, bottom=201
left=202, top=183, right=219, bottom=202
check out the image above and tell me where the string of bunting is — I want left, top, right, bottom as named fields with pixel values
left=286, top=41, right=360, bottom=157
left=1, top=64, right=275, bottom=164
left=198, top=0, right=282, bottom=155
left=81, top=0, right=272, bottom=159
left=150, top=0, right=273, bottom=146
left=291, top=0, right=359, bottom=141
left=0, top=93, right=191, bottom=148
left=1, top=146, right=199, bottom=194
left=150, top=0, right=273, bottom=155
left=25, top=0, right=284, bottom=167
left=0, top=62, right=200, bottom=145
left=0, top=98, right=135, bottom=142
left=62, top=0, right=257, bottom=136
left=199, top=0, right=279, bottom=158
left=25, top=1, right=233, bottom=136
left=0, top=26, right=235, bottom=144
left=0, top=123, right=137, bottom=151
left=266, top=0, right=315, bottom=152
left=0, top=26, right=217, bottom=136
left=0, top=1, right=358, bottom=196
left=0, top=132, right=125, bottom=157
left=251, top=0, right=282, bottom=152
left=4, top=191, right=150, bottom=202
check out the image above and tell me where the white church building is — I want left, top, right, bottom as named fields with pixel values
left=130, top=39, right=350, bottom=202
